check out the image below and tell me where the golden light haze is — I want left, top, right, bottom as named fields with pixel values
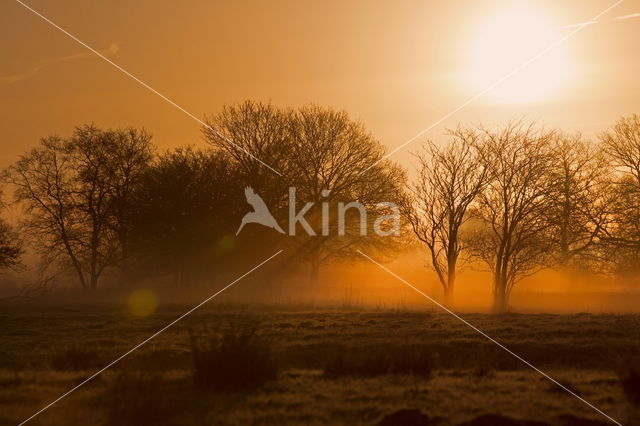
left=1, top=0, right=639, bottom=171
left=465, top=3, right=571, bottom=103
left=1, top=0, right=640, bottom=312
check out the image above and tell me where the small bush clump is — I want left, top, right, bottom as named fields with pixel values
left=190, top=322, right=277, bottom=391
left=616, top=347, right=640, bottom=405
left=50, top=346, right=102, bottom=371
left=324, top=344, right=434, bottom=377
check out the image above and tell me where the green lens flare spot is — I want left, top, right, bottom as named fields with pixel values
left=218, top=235, right=236, bottom=251
left=127, top=289, right=158, bottom=318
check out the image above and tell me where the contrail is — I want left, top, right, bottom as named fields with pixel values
left=1, top=43, right=119, bottom=84
left=559, top=21, right=599, bottom=29
left=560, top=11, right=640, bottom=28
left=615, top=12, right=640, bottom=20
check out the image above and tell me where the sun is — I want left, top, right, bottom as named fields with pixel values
left=465, top=4, right=571, bottom=103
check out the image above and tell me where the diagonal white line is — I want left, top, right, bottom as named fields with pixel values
left=13, top=0, right=283, bottom=177
left=357, top=250, right=623, bottom=426
left=358, top=0, right=624, bottom=176
left=18, top=249, right=284, bottom=426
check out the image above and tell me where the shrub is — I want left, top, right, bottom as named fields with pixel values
left=189, top=322, right=277, bottom=391
left=615, top=347, right=640, bottom=405
left=324, top=344, right=434, bottom=377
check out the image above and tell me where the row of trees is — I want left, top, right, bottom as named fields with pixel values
left=404, top=115, right=640, bottom=311
left=0, top=102, right=639, bottom=312
left=0, top=102, right=404, bottom=292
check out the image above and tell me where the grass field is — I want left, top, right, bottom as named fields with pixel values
left=1, top=304, right=639, bottom=425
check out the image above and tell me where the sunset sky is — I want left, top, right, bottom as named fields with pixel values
left=1, top=0, right=639, bottom=170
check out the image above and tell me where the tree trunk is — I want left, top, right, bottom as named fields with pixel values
left=77, top=271, right=88, bottom=291
left=121, top=235, right=130, bottom=274
left=493, top=275, right=508, bottom=313
left=445, top=250, right=457, bottom=308
left=73, top=262, right=88, bottom=291
left=493, top=243, right=511, bottom=313
left=90, top=249, right=98, bottom=292
left=90, top=274, right=99, bottom=291
left=493, top=290, right=507, bottom=313
left=61, top=237, right=87, bottom=290
left=444, top=283, right=454, bottom=308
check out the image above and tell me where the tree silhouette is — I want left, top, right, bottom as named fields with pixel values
left=469, top=122, right=555, bottom=312
left=129, top=147, right=244, bottom=285
left=599, top=114, right=640, bottom=278
left=97, top=127, right=154, bottom=274
left=204, top=101, right=406, bottom=286
left=402, top=129, right=486, bottom=307
left=202, top=101, right=292, bottom=211
left=5, top=125, right=152, bottom=290
left=545, top=132, right=612, bottom=268
left=0, top=221, right=22, bottom=273
left=287, top=105, right=406, bottom=286
left=0, top=191, right=22, bottom=273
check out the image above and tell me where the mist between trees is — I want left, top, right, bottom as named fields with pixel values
left=0, top=101, right=639, bottom=313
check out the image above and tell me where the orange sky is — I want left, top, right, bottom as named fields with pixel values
left=1, top=0, right=639, bottom=171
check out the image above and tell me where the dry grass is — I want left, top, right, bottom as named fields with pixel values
left=50, top=346, right=103, bottom=371
left=324, top=344, right=433, bottom=377
left=190, top=322, right=277, bottom=391
left=105, top=367, right=170, bottom=426
left=0, top=306, right=637, bottom=424
left=614, top=346, right=640, bottom=406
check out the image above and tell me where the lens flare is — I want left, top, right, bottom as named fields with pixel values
left=218, top=235, right=236, bottom=252
left=127, top=289, right=158, bottom=318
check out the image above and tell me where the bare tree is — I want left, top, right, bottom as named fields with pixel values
left=204, top=102, right=405, bottom=286
left=470, top=122, right=555, bottom=312
left=203, top=101, right=293, bottom=210
left=402, top=130, right=486, bottom=306
left=100, top=128, right=154, bottom=273
left=603, top=176, right=640, bottom=279
left=599, top=114, right=640, bottom=276
left=0, top=190, right=23, bottom=273
left=0, top=220, right=22, bottom=272
left=287, top=104, right=406, bottom=286
left=4, top=125, right=152, bottom=290
left=600, top=114, right=640, bottom=187
left=5, top=137, right=89, bottom=288
left=545, top=133, right=612, bottom=267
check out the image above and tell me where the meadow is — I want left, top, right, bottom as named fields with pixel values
left=1, top=304, right=639, bottom=425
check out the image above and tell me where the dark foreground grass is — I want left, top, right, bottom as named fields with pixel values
left=50, top=346, right=103, bottom=371
left=190, top=322, right=277, bottom=391
left=105, top=367, right=169, bottom=426
left=324, top=344, right=434, bottom=377
left=1, top=307, right=638, bottom=425
left=614, top=346, right=640, bottom=406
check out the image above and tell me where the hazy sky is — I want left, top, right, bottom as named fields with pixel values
left=1, top=0, right=639, bottom=170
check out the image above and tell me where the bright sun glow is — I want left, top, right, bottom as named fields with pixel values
left=466, top=4, right=571, bottom=103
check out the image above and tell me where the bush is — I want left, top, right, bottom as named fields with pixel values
left=50, top=346, right=102, bottom=371
left=615, top=347, right=640, bottom=405
left=324, top=344, right=434, bottom=377
left=190, top=322, right=277, bottom=391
